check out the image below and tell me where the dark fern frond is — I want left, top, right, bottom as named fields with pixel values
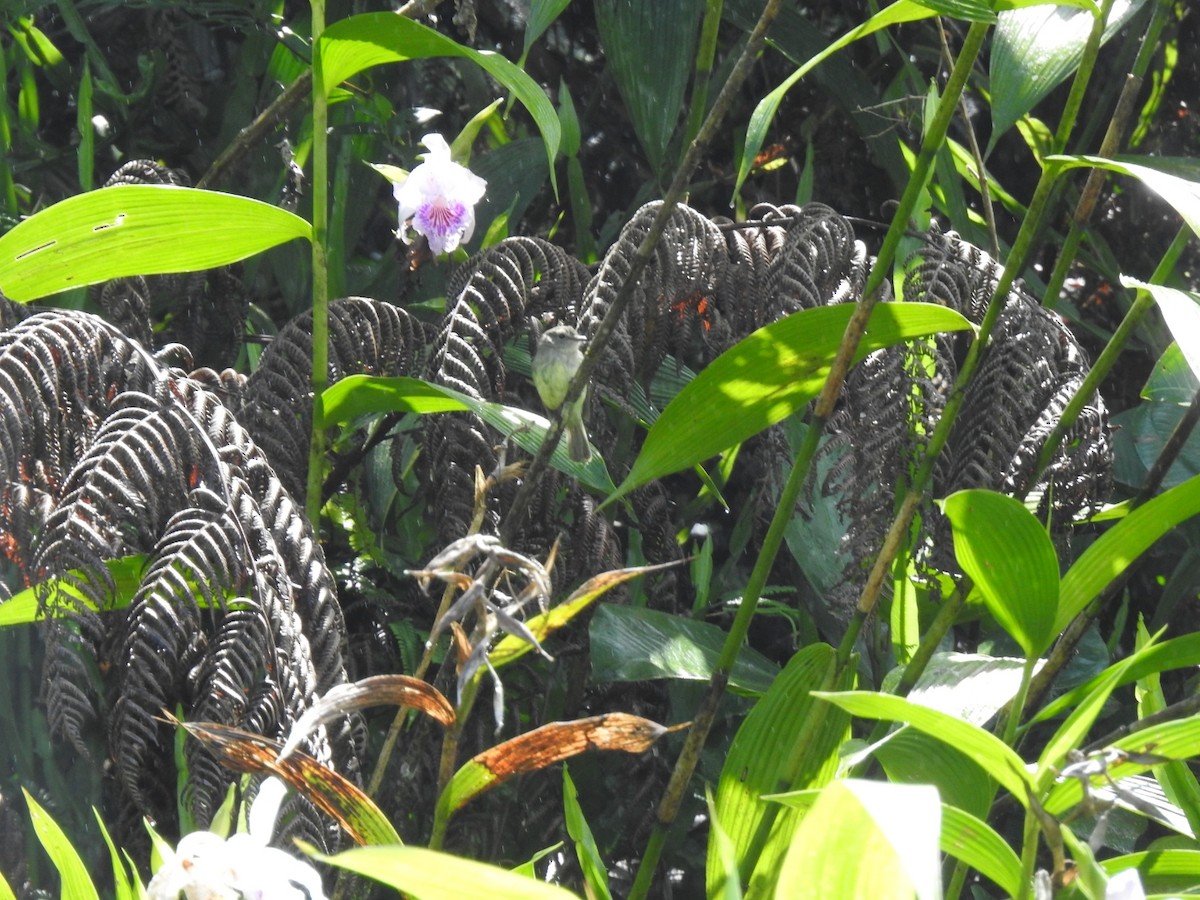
left=238, top=296, right=421, bottom=501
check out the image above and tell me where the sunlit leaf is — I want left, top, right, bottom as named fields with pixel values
left=308, top=845, right=581, bottom=900
left=174, top=717, right=400, bottom=845
left=437, top=714, right=681, bottom=821
left=1047, top=155, right=1200, bottom=240
left=815, top=691, right=1033, bottom=803
left=1123, top=279, right=1200, bottom=383
left=940, top=489, right=1060, bottom=657
left=95, top=809, right=136, bottom=900
left=1056, top=474, right=1200, bottom=632
left=0, top=555, right=145, bottom=626
left=989, top=1, right=1144, bottom=151
left=607, top=302, right=973, bottom=504
left=321, top=375, right=615, bottom=493
left=490, top=561, right=686, bottom=671
left=589, top=604, right=779, bottom=696
left=318, top=14, right=560, bottom=189
left=708, top=643, right=851, bottom=892
left=0, top=185, right=311, bottom=302
left=1099, top=849, right=1200, bottom=895
left=774, top=780, right=942, bottom=900
left=563, top=765, right=612, bottom=900
left=23, top=789, right=100, bottom=900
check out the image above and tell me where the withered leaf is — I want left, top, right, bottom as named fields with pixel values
left=171, top=714, right=400, bottom=846
left=277, top=674, right=455, bottom=761
left=438, top=713, right=687, bottom=818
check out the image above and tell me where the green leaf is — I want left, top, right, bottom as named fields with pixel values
left=1032, top=632, right=1200, bottom=725
left=0, top=869, right=15, bottom=900
left=1124, top=279, right=1200, bottom=382
left=0, top=555, right=146, bottom=626
left=1142, top=343, right=1199, bottom=404
left=1043, top=714, right=1200, bottom=817
left=706, top=786, right=744, bottom=900
left=1056, top=474, right=1200, bottom=632
left=774, top=780, right=942, bottom=900
left=734, top=0, right=939, bottom=202
left=23, top=789, right=100, bottom=900
left=94, top=810, right=136, bottom=900
left=307, top=845, right=581, bottom=900
left=0, top=185, right=311, bottom=302
left=768, top=790, right=1021, bottom=897
left=589, top=604, right=780, bottom=696
left=708, top=644, right=852, bottom=893
left=607, top=302, right=972, bottom=504
left=989, top=1, right=1145, bottom=151
left=594, top=0, right=704, bottom=174
left=1047, top=155, right=1200, bottom=240
left=940, top=489, right=1060, bottom=658
left=562, top=766, right=612, bottom=900
left=1099, top=849, right=1200, bottom=895
left=523, top=0, right=572, bottom=58
left=815, top=691, right=1033, bottom=804
left=321, top=375, right=615, bottom=493
left=1111, top=401, right=1200, bottom=490
left=318, top=14, right=560, bottom=191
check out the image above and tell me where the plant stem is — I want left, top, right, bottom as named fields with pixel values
left=305, top=0, right=330, bottom=527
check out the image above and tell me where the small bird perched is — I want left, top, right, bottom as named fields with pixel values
left=532, top=324, right=591, bottom=462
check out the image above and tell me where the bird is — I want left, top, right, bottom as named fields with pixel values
left=532, top=324, right=592, bottom=462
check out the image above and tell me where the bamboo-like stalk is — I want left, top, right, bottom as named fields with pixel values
left=305, top=0, right=330, bottom=528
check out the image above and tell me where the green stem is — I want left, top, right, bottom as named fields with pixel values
left=1000, top=655, right=1038, bottom=747
left=306, top=0, right=330, bottom=527
left=681, top=0, right=724, bottom=151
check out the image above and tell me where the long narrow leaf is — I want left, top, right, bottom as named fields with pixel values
left=608, top=302, right=972, bottom=503
left=0, top=185, right=311, bottom=302
left=23, top=789, right=100, bottom=900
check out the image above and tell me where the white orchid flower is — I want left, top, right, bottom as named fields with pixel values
left=393, top=133, right=487, bottom=256
left=146, top=777, right=327, bottom=900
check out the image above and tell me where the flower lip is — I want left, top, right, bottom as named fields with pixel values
left=394, top=133, right=487, bottom=256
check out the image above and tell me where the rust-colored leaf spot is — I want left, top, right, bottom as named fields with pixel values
left=168, top=713, right=400, bottom=846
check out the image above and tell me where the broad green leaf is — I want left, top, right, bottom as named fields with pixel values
left=708, top=644, right=852, bottom=896
left=589, top=604, right=779, bottom=696
left=734, top=0, right=939, bottom=201
left=23, top=789, right=100, bottom=900
left=608, top=302, right=972, bottom=504
left=307, top=845, right=580, bottom=900
left=814, top=691, right=1033, bottom=804
left=768, top=790, right=1020, bottom=898
left=523, top=0, right=573, bottom=58
left=939, top=803, right=1023, bottom=896
left=1124, top=279, right=1200, bottom=382
left=1047, top=155, right=1200, bottom=240
left=1044, top=715, right=1200, bottom=817
left=1032, top=632, right=1200, bottom=724
left=317, top=14, right=560, bottom=189
left=912, top=0, right=996, bottom=20
left=594, top=0, right=704, bottom=175
left=774, top=780, right=941, bottom=900
left=889, top=652, right=1038, bottom=726
left=0, top=555, right=145, bottom=625
left=876, top=729, right=995, bottom=821
left=1111, top=401, right=1200, bottom=490
left=0, top=185, right=311, bottom=302
left=321, top=375, right=615, bottom=493
left=562, top=766, right=612, bottom=900
left=989, top=1, right=1145, bottom=151
left=0, top=870, right=13, bottom=900
left=1100, top=850, right=1200, bottom=894
left=707, top=786, right=744, bottom=900
left=1056, top=474, right=1200, bottom=633
left=940, top=489, right=1060, bottom=658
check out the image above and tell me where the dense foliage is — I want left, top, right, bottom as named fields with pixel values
left=1, top=0, right=1199, bottom=898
